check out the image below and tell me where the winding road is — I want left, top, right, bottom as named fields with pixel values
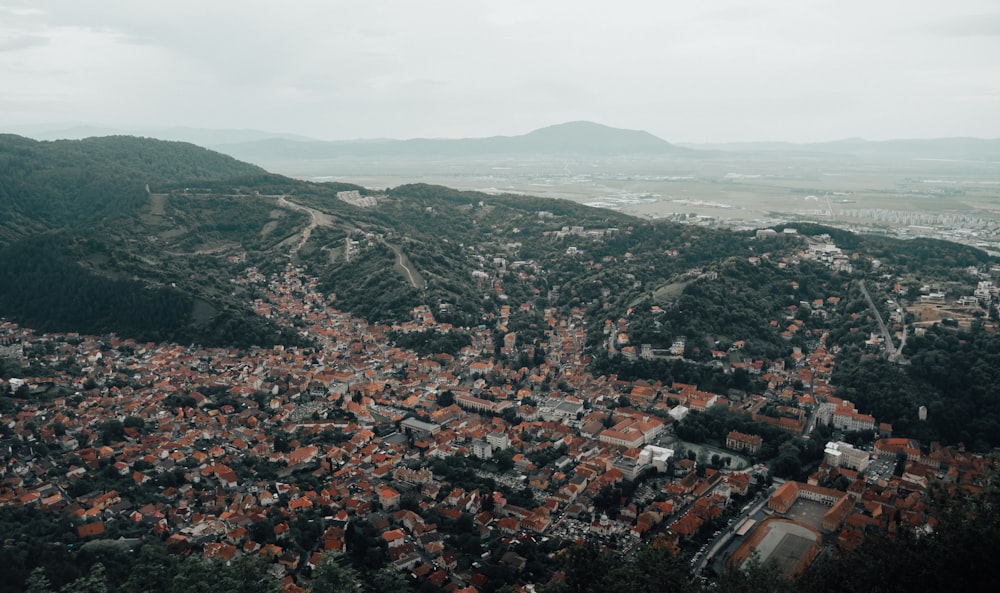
left=276, top=195, right=424, bottom=290
left=276, top=195, right=333, bottom=255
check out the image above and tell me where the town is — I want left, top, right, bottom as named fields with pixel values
left=1, top=249, right=994, bottom=593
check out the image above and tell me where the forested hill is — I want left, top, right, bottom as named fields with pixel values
left=0, top=134, right=265, bottom=244
left=0, top=134, right=635, bottom=346
left=0, top=134, right=295, bottom=346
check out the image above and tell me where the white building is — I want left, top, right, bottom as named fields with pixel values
left=471, top=440, right=493, bottom=460
left=486, top=431, right=511, bottom=450
left=823, top=441, right=870, bottom=472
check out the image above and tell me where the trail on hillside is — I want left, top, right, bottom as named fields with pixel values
left=381, top=239, right=425, bottom=290
left=276, top=195, right=334, bottom=255
left=858, top=280, right=896, bottom=356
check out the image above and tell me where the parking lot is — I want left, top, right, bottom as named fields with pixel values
left=866, top=455, right=897, bottom=484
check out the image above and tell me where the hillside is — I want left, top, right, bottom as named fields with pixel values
left=2, top=134, right=1000, bottom=447
left=0, top=134, right=265, bottom=243
left=0, top=135, right=292, bottom=346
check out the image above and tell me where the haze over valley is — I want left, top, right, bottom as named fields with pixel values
left=193, top=122, right=1000, bottom=253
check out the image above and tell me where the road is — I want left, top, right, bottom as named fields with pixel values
left=893, top=317, right=908, bottom=361
left=858, top=280, right=895, bottom=354
left=693, top=489, right=773, bottom=575
left=380, top=238, right=426, bottom=290
left=276, top=195, right=425, bottom=289
left=276, top=195, right=334, bottom=255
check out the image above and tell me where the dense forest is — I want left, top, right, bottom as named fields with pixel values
left=831, top=324, right=1000, bottom=450
left=0, top=232, right=303, bottom=348
left=0, top=134, right=264, bottom=244
left=0, top=136, right=312, bottom=346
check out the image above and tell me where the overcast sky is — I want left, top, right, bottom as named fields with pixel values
left=2, top=0, right=999, bottom=143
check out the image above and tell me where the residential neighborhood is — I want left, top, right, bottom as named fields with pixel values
left=0, top=260, right=993, bottom=592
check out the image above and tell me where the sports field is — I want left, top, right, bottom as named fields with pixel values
left=732, top=518, right=821, bottom=579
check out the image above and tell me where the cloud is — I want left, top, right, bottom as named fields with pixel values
left=0, top=32, right=47, bottom=52
left=2, top=0, right=1000, bottom=141
left=0, top=4, right=43, bottom=17
left=926, top=13, right=1000, bottom=37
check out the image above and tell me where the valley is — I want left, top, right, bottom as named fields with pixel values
left=280, top=154, right=1000, bottom=255
left=1, top=133, right=998, bottom=593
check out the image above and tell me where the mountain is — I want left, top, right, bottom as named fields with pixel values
left=504, top=120, right=685, bottom=154
left=209, top=121, right=693, bottom=165
left=0, top=133, right=640, bottom=346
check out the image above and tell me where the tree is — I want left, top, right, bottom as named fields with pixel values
left=119, top=543, right=171, bottom=593
left=226, top=556, right=281, bottom=593
left=61, top=563, right=108, bottom=593
left=716, top=551, right=790, bottom=593
left=771, top=441, right=803, bottom=479
left=561, top=542, right=696, bottom=593
left=533, top=345, right=546, bottom=366
left=561, top=540, right=611, bottom=593
left=309, top=554, right=362, bottom=593
left=608, top=545, right=697, bottom=593
left=369, top=569, right=409, bottom=593
left=123, top=416, right=145, bottom=432
left=893, top=451, right=907, bottom=476
left=437, top=390, right=455, bottom=407
left=24, top=568, right=54, bottom=593
left=249, top=518, right=276, bottom=545
left=170, top=557, right=222, bottom=593
left=99, top=420, right=124, bottom=444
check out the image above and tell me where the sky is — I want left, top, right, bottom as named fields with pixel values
left=1, top=0, right=999, bottom=143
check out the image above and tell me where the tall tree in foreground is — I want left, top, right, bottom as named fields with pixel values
left=795, top=469, right=999, bottom=593
left=309, top=553, right=363, bottom=593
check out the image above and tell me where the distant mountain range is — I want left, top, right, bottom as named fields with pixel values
left=205, top=124, right=1000, bottom=173
left=206, top=121, right=693, bottom=164
left=7, top=121, right=1000, bottom=166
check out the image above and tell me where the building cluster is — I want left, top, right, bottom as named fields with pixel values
left=0, top=260, right=992, bottom=591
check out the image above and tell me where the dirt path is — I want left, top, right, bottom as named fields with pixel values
left=381, top=239, right=426, bottom=290
left=276, top=195, right=334, bottom=255
left=163, top=244, right=239, bottom=257
left=275, top=196, right=423, bottom=289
